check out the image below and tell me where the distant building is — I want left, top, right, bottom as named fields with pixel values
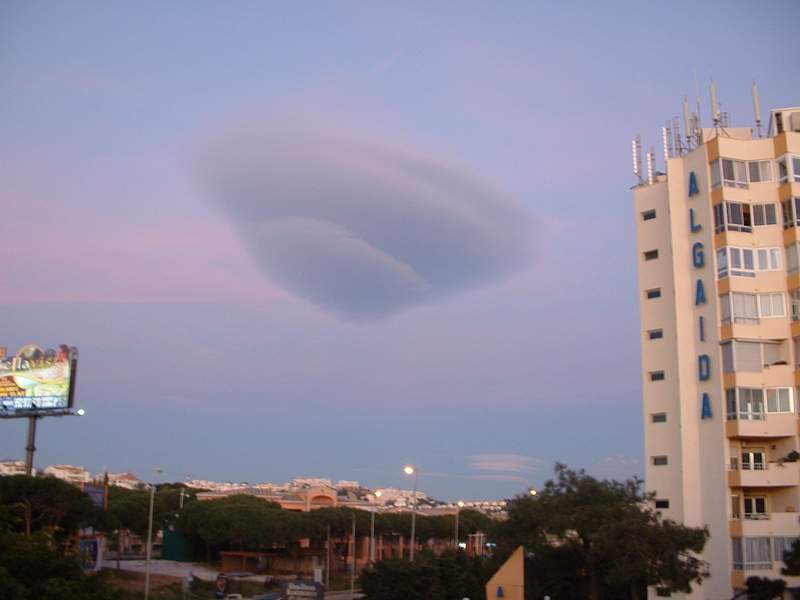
left=106, top=472, right=141, bottom=489
left=0, top=460, right=33, bottom=476
left=43, top=464, right=92, bottom=485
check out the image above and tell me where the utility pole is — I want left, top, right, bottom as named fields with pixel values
left=24, top=416, right=39, bottom=476
left=326, top=524, right=331, bottom=590
left=349, top=514, right=356, bottom=600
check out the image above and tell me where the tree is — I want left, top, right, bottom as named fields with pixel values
left=0, top=475, right=95, bottom=539
left=360, top=551, right=488, bottom=600
left=496, top=463, right=709, bottom=600
left=781, top=538, right=800, bottom=575
left=745, top=576, right=786, bottom=600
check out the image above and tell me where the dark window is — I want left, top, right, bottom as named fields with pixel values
left=652, top=455, right=668, bottom=466
left=644, top=249, right=659, bottom=261
left=646, top=288, right=662, bottom=299
left=656, top=588, right=672, bottom=597
left=655, top=499, right=670, bottom=509
left=642, top=209, right=657, bottom=221
left=648, top=329, right=664, bottom=340
left=651, top=413, right=667, bottom=423
left=650, top=371, right=665, bottom=381
left=752, top=204, right=777, bottom=226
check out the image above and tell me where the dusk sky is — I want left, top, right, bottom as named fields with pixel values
left=1, top=1, right=797, bottom=500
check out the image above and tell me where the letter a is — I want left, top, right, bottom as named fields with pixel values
left=689, top=171, right=699, bottom=196
left=695, top=279, right=706, bottom=305
left=701, top=393, right=713, bottom=419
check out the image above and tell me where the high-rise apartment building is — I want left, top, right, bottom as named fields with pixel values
left=635, top=101, right=800, bottom=599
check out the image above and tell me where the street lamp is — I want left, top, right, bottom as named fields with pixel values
left=144, top=468, right=164, bottom=600
left=529, top=488, right=538, bottom=497
left=403, top=465, right=418, bottom=562
left=454, top=501, right=465, bottom=550
left=370, top=490, right=382, bottom=563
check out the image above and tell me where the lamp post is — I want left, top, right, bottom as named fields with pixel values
left=370, top=490, right=382, bottom=563
left=144, top=468, right=163, bottom=600
left=403, top=465, right=418, bottom=562
left=454, top=500, right=465, bottom=550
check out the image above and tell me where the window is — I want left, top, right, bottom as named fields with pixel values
left=650, top=371, right=665, bottom=381
left=748, top=160, right=773, bottom=183
left=782, top=155, right=800, bottom=184
left=644, top=249, right=659, bottom=261
left=758, top=248, right=782, bottom=271
left=646, top=288, right=661, bottom=299
left=654, top=499, right=669, bottom=509
left=726, top=387, right=793, bottom=420
left=792, top=291, right=800, bottom=321
left=655, top=588, right=671, bottom=597
left=778, top=157, right=789, bottom=183
left=652, top=455, right=668, bottom=466
left=744, top=496, right=768, bottom=519
left=642, top=209, right=656, bottom=221
left=787, top=243, right=800, bottom=274
left=648, top=329, right=664, bottom=340
left=716, top=247, right=753, bottom=277
left=714, top=201, right=752, bottom=233
left=774, top=537, right=796, bottom=562
left=720, top=293, right=784, bottom=324
left=759, top=293, right=784, bottom=317
left=739, top=537, right=772, bottom=570
left=716, top=246, right=781, bottom=278
left=741, top=450, right=765, bottom=471
left=651, top=412, right=667, bottom=423
left=752, top=203, right=777, bottom=226
left=720, top=293, right=757, bottom=324
left=712, top=158, right=748, bottom=188
left=781, top=197, right=800, bottom=228
left=731, top=494, right=741, bottom=519
left=721, top=340, right=788, bottom=373
left=766, top=388, right=791, bottom=412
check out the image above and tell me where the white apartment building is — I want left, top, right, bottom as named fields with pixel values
left=43, top=464, right=92, bottom=485
left=635, top=100, right=800, bottom=598
left=0, top=460, right=33, bottom=476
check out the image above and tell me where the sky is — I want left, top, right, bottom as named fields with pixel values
left=1, top=1, right=798, bottom=500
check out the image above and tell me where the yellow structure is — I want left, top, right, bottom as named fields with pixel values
left=635, top=102, right=800, bottom=598
left=485, top=546, right=524, bottom=600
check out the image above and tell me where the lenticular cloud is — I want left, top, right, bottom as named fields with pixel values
left=201, top=117, right=532, bottom=319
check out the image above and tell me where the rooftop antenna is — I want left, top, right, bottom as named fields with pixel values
left=710, top=79, right=721, bottom=127
left=646, top=147, right=655, bottom=185
left=672, top=116, right=683, bottom=155
left=752, top=80, right=763, bottom=138
left=683, top=96, right=692, bottom=149
left=632, top=135, right=642, bottom=182
left=662, top=123, right=672, bottom=163
left=691, top=112, right=703, bottom=146
left=693, top=69, right=703, bottom=129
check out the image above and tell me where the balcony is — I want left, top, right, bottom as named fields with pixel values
left=726, top=413, right=798, bottom=438
left=728, top=461, right=800, bottom=488
left=729, top=511, right=800, bottom=537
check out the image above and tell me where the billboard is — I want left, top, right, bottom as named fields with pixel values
left=0, top=344, right=78, bottom=418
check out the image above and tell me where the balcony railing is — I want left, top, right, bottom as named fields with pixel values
left=727, top=411, right=766, bottom=421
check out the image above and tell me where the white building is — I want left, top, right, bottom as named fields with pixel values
left=0, top=460, right=33, bottom=476
left=43, top=464, right=92, bottom=485
left=634, top=99, right=800, bottom=598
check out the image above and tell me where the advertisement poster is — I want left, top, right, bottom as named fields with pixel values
left=78, top=538, right=103, bottom=572
left=0, top=345, right=77, bottom=416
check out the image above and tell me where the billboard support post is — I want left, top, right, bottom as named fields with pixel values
left=24, top=415, right=39, bottom=476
